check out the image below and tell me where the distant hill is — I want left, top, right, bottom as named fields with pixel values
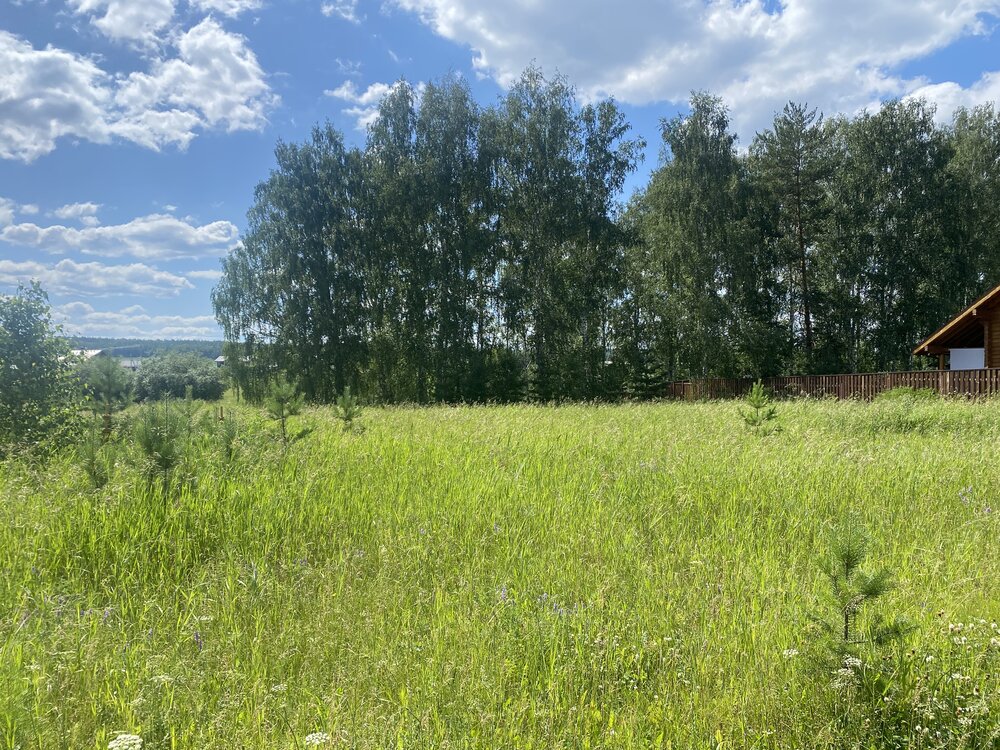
left=65, top=337, right=223, bottom=359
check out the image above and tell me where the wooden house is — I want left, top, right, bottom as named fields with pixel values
left=914, top=282, right=1000, bottom=369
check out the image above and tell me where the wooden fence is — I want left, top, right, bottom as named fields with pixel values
left=664, top=368, right=1000, bottom=401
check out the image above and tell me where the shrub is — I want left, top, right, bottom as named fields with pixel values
left=76, top=418, right=119, bottom=489
left=266, top=375, right=303, bottom=444
left=132, top=398, right=190, bottom=484
left=336, top=386, right=362, bottom=431
left=0, top=282, right=84, bottom=454
left=740, top=380, right=780, bottom=435
left=76, top=355, right=135, bottom=410
left=135, top=353, right=225, bottom=401
left=796, top=518, right=1000, bottom=749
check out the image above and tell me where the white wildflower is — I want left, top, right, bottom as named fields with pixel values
left=270, top=683, right=287, bottom=693
left=844, top=656, right=862, bottom=669
left=108, top=735, right=143, bottom=750
left=304, top=732, right=332, bottom=746
left=782, top=648, right=799, bottom=659
left=832, top=667, right=856, bottom=690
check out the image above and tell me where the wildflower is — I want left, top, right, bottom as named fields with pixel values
left=782, top=648, right=799, bottom=659
left=832, top=667, right=856, bottom=690
left=271, top=683, right=287, bottom=693
left=304, top=732, right=332, bottom=746
left=108, top=734, right=143, bottom=750
left=844, top=656, right=862, bottom=669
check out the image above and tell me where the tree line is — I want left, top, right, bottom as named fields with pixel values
left=212, top=67, right=1000, bottom=403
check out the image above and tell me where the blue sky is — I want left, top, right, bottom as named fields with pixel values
left=2, top=0, right=999, bottom=339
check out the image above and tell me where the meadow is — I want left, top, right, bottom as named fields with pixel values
left=1, top=396, right=998, bottom=749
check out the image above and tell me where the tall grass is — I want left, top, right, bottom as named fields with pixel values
left=0, top=398, right=998, bottom=748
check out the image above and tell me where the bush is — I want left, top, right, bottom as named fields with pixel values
left=0, top=282, right=84, bottom=454
left=135, top=353, right=225, bottom=401
left=76, top=355, right=135, bottom=411
left=132, top=398, right=191, bottom=485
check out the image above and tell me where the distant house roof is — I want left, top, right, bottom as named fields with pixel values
left=914, top=282, right=1000, bottom=355
left=215, top=355, right=226, bottom=363
left=70, top=349, right=105, bottom=359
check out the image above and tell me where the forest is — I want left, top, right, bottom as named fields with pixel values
left=212, top=67, right=1000, bottom=403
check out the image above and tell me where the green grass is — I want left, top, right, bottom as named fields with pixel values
left=1, top=398, right=999, bottom=748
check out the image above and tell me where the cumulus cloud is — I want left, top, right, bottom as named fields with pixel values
left=54, top=301, right=220, bottom=338
left=0, top=212, right=240, bottom=260
left=187, top=268, right=224, bottom=281
left=321, top=0, right=359, bottom=23
left=906, top=71, right=1000, bottom=122
left=67, top=0, right=175, bottom=44
left=114, top=18, right=279, bottom=147
left=0, top=18, right=276, bottom=161
left=326, top=79, right=411, bottom=129
left=0, top=197, right=42, bottom=226
left=0, top=198, right=14, bottom=228
left=0, top=258, right=194, bottom=297
left=0, top=30, right=114, bottom=161
left=53, top=201, right=102, bottom=222
left=189, top=0, right=263, bottom=17
left=391, top=0, right=1000, bottom=139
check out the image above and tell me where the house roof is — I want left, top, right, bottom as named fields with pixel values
left=70, top=349, right=105, bottom=359
left=913, top=281, right=1000, bottom=355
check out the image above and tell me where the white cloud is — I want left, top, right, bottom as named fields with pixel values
left=321, top=0, right=359, bottom=23
left=53, top=201, right=102, bottom=221
left=187, top=268, right=223, bottom=280
left=190, top=0, right=263, bottom=17
left=0, top=258, right=194, bottom=297
left=0, top=30, right=114, bottom=161
left=0, top=197, right=42, bottom=226
left=326, top=79, right=408, bottom=129
left=0, top=19, right=277, bottom=161
left=906, top=71, right=1000, bottom=122
left=114, top=18, right=278, bottom=145
left=0, top=213, right=240, bottom=260
left=391, top=0, right=1000, bottom=139
left=55, top=301, right=220, bottom=338
left=0, top=198, right=14, bottom=228
left=336, top=57, right=362, bottom=76
left=67, top=0, right=261, bottom=43
left=67, top=0, right=175, bottom=44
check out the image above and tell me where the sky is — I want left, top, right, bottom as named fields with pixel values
left=2, top=0, right=1000, bottom=340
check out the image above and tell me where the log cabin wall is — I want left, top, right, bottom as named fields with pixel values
left=988, top=307, right=1000, bottom=368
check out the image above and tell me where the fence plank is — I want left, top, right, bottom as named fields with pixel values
left=663, top=369, right=1000, bottom=401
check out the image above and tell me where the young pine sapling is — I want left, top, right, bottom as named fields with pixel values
left=336, top=386, right=362, bottom=432
left=267, top=376, right=303, bottom=444
left=740, top=380, right=780, bottom=435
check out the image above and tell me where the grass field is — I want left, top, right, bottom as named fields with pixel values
left=2, top=397, right=999, bottom=749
